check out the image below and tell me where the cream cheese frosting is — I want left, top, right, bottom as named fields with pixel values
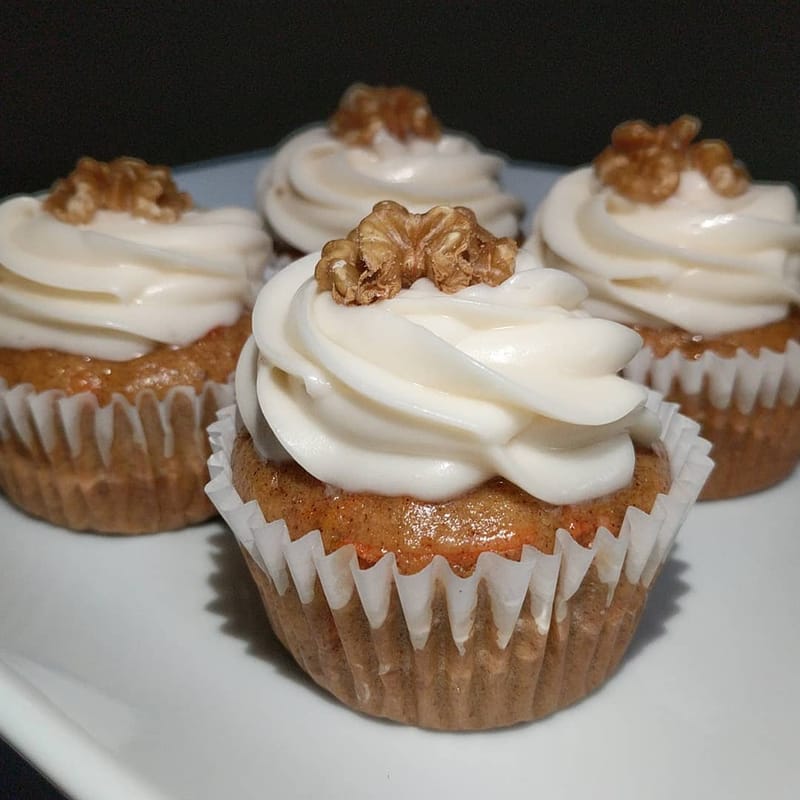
left=0, top=196, right=273, bottom=360
left=529, top=166, right=800, bottom=336
left=237, top=248, right=660, bottom=505
left=257, top=127, right=523, bottom=253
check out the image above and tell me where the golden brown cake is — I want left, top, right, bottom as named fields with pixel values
left=231, top=433, right=670, bottom=576
left=631, top=312, right=800, bottom=497
left=0, top=157, right=272, bottom=533
left=529, top=116, right=800, bottom=500
left=207, top=202, right=712, bottom=729
left=0, top=315, right=250, bottom=404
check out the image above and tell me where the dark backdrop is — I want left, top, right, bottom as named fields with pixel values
left=3, top=1, right=799, bottom=197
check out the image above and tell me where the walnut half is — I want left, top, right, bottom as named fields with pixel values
left=315, top=201, right=518, bottom=305
left=593, top=115, right=750, bottom=203
left=329, top=84, right=442, bottom=146
left=43, top=156, right=193, bottom=224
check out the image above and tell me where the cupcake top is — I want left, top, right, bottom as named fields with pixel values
left=237, top=201, right=660, bottom=506
left=0, top=157, right=273, bottom=360
left=529, top=116, right=800, bottom=336
left=257, top=84, right=523, bottom=253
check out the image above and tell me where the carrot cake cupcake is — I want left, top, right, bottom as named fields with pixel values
left=257, top=83, right=523, bottom=257
left=207, top=201, right=711, bottom=729
left=0, top=156, right=272, bottom=533
left=529, top=116, right=800, bottom=499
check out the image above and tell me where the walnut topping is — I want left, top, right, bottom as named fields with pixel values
left=329, top=83, right=442, bottom=146
left=43, top=156, right=193, bottom=224
left=593, top=115, right=750, bottom=203
left=315, top=201, right=517, bottom=305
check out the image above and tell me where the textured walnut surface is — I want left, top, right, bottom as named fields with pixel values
left=329, top=83, right=442, bottom=146
left=43, top=156, right=193, bottom=224
left=593, top=115, right=750, bottom=203
left=232, top=432, right=670, bottom=577
left=315, top=200, right=517, bottom=305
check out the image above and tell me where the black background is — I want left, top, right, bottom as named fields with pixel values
left=3, top=1, right=799, bottom=197
left=1, top=1, right=799, bottom=797
left=0, top=740, right=61, bottom=799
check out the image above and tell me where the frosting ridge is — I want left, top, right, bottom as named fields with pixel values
left=0, top=197, right=272, bottom=360
left=258, top=127, right=522, bottom=253
left=530, top=167, right=800, bottom=335
left=239, top=248, right=659, bottom=504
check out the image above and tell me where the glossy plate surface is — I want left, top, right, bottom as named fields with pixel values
left=1, top=156, right=798, bottom=800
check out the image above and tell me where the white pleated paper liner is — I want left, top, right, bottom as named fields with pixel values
left=205, top=393, right=712, bottom=652
left=625, top=340, right=800, bottom=414
left=0, top=378, right=233, bottom=465
left=0, top=377, right=234, bottom=533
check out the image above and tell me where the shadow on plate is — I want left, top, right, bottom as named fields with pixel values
left=203, top=527, right=346, bottom=708
left=204, top=524, right=691, bottom=727
left=622, top=552, right=690, bottom=664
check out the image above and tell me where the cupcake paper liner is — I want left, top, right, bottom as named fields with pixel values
left=0, top=378, right=233, bottom=534
left=206, top=395, right=712, bottom=730
left=625, top=341, right=800, bottom=499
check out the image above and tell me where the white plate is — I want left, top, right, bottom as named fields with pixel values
left=1, top=157, right=799, bottom=800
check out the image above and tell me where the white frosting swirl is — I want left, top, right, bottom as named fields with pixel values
left=238, top=249, right=660, bottom=505
left=257, top=127, right=523, bottom=253
left=0, top=196, right=273, bottom=360
left=529, top=167, right=800, bottom=335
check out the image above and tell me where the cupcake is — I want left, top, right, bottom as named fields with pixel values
left=0, top=156, right=273, bottom=533
left=528, top=116, right=800, bottom=499
left=206, top=201, right=712, bottom=730
left=257, top=83, right=523, bottom=258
